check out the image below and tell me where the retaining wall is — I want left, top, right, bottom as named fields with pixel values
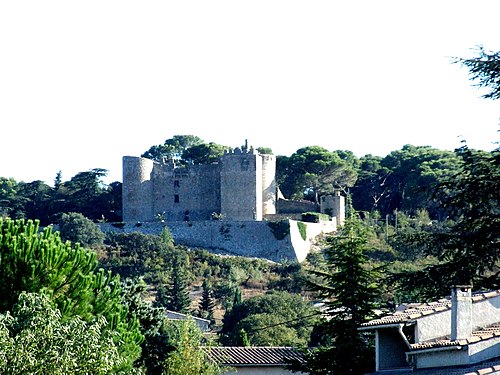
left=100, top=219, right=336, bottom=263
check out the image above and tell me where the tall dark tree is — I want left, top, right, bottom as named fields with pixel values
left=350, top=154, right=391, bottom=214
left=0, top=177, right=26, bottom=219
left=156, top=251, right=191, bottom=314
left=198, top=279, right=215, bottom=322
left=57, top=168, right=109, bottom=220
left=120, top=277, right=171, bottom=375
left=454, top=46, right=500, bottom=99
left=393, top=46, right=500, bottom=300
left=17, top=180, right=54, bottom=225
left=291, top=206, right=384, bottom=374
left=393, top=144, right=500, bottom=299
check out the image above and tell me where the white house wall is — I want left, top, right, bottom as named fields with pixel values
left=413, top=347, right=470, bottom=369
left=472, top=295, right=500, bottom=330
left=415, top=310, right=452, bottom=342
left=468, top=336, right=500, bottom=364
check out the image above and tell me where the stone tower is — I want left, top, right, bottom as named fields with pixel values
left=320, top=191, right=345, bottom=227
left=220, top=147, right=263, bottom=220
left=122, top=156, right=154, bottom=222
left=261, top=153, right=277, bottom=216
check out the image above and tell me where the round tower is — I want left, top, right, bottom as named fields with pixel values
left=122, top=156, right=154, bottom=222
left=261, top=154, right=276, bottom=215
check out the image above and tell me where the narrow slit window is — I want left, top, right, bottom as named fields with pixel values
left=174, top=194, right=180, bottom=203
left=174, top=180, right=180, bottom=187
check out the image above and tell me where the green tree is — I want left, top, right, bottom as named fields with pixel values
left=350, top=154, right=391, bottom=214
left=393, top=144, right=500, bottom=299
left=392, top=46, right=500, bottom=300
left=103, top=231, right=174, bottom=280
left=16, top=180, right=54, bottom=225
left=0, top=218, right=143, bottom=370
left=0, top=177, right=26, bottom=219
left=232, top=313, right=307, bottom=347
left=256, top=146, right=273, bottom=154
left=220, top=291, right=318, bottom=346
left=142, top=135, right=204, bottom=163
left=181, top=142, right=227, bottom=165
left=163, top=319, right=222, bottom=375
left=292, top=208, right=384, bottom=375
left=58, top=168, right=108, bottom=217
left=277, top=146, right=358, bottom=202
left=198, top=279, right=215, bottom=322
left=120, top=277, right=170, bottom=375
left=454, top=46, right=500, bottom=99
left=379, top=145, right=459, bottom=217
left=156, top=251, right=192, bottom=313
left=58, top=212, right=105, bottom=247
left=0, top=292, right=126, bottom=374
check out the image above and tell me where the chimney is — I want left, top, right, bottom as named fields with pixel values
left=450, top=285, right=472, bottom=341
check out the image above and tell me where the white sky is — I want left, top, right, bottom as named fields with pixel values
left=1, top=1, right=499, bottom=185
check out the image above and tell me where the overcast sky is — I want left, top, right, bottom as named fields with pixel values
left=1, top=1, right=499, bottom=185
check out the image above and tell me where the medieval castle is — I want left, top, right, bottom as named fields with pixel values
left=123, top=145, right=277, bottom=222
left=117, top=144, right=345, bottom=262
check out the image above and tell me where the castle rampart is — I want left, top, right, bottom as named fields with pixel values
left=100, top=219, right=336, bottom=263
left=121, top=144, right=345, bottom=262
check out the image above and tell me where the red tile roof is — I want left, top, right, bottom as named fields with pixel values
left=410, top=323, right=500, bottom=350
left=203, top=346, right=305, bottom=366
left=361, top=290, right=500, bottom=328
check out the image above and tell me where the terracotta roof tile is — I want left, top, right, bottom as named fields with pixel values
left=203, top=346, right=305, bottom=366
left=410, top=323, right=500, bottom=350
left=361, top=290, right=500, bottom=328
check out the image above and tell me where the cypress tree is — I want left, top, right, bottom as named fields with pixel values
left=156, top=251, right=191, bottom=314
left=198, top=279, right=215, bottom=322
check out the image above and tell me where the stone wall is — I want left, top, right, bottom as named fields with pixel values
left=100, top=219, right=336, bottom=263
left=277, top=199, right=319, bottom=214
left=152, top=163, right=221, bottom=221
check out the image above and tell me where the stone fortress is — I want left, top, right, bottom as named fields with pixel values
left=122, top=143, right=277, bottom=223
left=110, top=142, right=345, bottom=263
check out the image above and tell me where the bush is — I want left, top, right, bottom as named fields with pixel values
left=58, top=212, right=105, bottom=247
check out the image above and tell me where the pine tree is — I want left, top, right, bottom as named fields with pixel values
left=156, top=251, right=191, bottom=314
left=0, top=218, right=143, bottom=371
left=290, top=203, right=384, bottom=375
left=199, top=279, right=215, bottom=322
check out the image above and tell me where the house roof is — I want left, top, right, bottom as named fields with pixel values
left=361, top=290, right=500, bottom=328
left=409, top=323, right=500, bottom=350
left=366, top=357, right=500, bottom=375
left=203, top=346, right=305, bottom=367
